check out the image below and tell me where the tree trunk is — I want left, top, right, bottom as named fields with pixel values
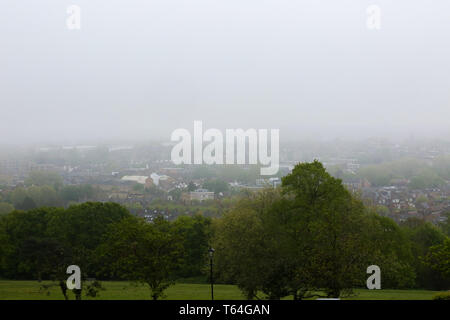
left=59, top=281, right=69, bottom=300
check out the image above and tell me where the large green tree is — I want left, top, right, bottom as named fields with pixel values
left=401, top=219, right=449, bottom=289
left=422, top=238, right=450, bottom=281
left=47, top=202, right=131, bottom=278
left=25, top=171, right=63, bottom=190
left=0, top=202, right=14, bottom=215
left=281, top=161, right=371, bottom=298
left=0, top=207, right=65, bottom=280
left=364, top=213, right=416, bottom=288
left=213, top=198, right=273, bottom=299
left=214, top=161, right=375, bottom=299
left=172, top=215, right=211, bottom=278
left=0, top=202, right=131, bottom=299
left=98, top=216, right=183, bottom=300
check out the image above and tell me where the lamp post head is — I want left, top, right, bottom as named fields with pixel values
left=208, top=247, right=215, bottom=259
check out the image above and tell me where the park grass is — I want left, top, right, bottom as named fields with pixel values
left=0, top=280, right=442, bottom=300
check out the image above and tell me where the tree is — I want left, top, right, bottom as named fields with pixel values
left=59, top=184, right=96, bottom=205
left=133, top=183, right=145, bottom=192
left=168, top=188, right=182, bottom=201
left=214, top=161, right=374, bottom=299
left=281, top=160, right=370, bottom=298
left=364, top=214, right=416, bottom=288
left=0, top=202, right=14, bottom=215
left=9, top=188, right=28, bottom=208
left=422, top=238, right=450, bottom=280
left=48, top=202, right=131, bottom=280
left=203, top=179, right=228, bottom=194
left=9, top=186, right=61, bottom=209
left=98, top=217, right=183, bottom=300
left=25, top=171, right=63, bottom=190
left=401, top=219, right=448, bottom=289
left=213, top=202, right=271, bottom=299
left=187, top=182, right=196, bottom=192
left=438, top=211, right=450, bottom=237
left=0, top=202, right=132, bottom=299
left=27, top=185, right=60, bottom=207
left=16, top=196, right=37, bottom=211
left=374, top=205, right=389, bottom=216
left=409, top=169, right=445, bottom=189
left=47, top=202, right=131, bottom=299
left=172, top=215, right=212, bottom=278
left=0, top=207, right=65, bottom=280
left=357, top=165, right=392, bottom=187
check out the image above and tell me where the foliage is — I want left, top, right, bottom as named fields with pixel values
left=401, top=219, right=449, bottom=290
left=59, top=184, right=96, bottom=205
left=364, top=214, right=416, bottom=288
left=356, top=158, right=446, bottom=189
left=8, top=184, right=98, bottom=210
left=432, top=291, right=450, bottom=300
left=132, top=183, right=145, bottom=192
left=0, top=202, right=131, bottom=299
left=213, top=201, right=270, bottom=299
left=0, top=202, right=14, bottom=215
left=16, top=196, right=37, bottom=211
left=409, top=169, right=445, bottom=189
left=187, top=182, right=197, bottom=192
left=422, top=238, right=450, bottom=280
left=172, top=215, right=212, bottom=278
left=97, top=216, right=183, bottom=300
left=25, top=171, right=63, bottom=190
left=281, top=161, right=373, bottom=298
left=0, top=207, right=66, bottom=280
left=438, top=211, right=450, bottom=237
left=214, top=161, right=377, bottom=299
left=84, top=280, right=105, bottom=298
left=203, top=179, right=229, bottom=194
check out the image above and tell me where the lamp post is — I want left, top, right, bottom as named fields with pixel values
left=208, top=247, right=215, bottom=300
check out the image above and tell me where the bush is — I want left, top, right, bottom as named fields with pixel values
left=432, top=291, right=450, bottom=300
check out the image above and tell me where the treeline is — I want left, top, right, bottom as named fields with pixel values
left=0, top=202, right=211, bottom=300
left=0, top=171, right=101, bottom=214
left=0, top=162, right=449, bottom=300
left=185, top=164, right=284, bottom=184
left=330, top=156, right=450, bottom=188
left=131, top=197, right=238, bottom=218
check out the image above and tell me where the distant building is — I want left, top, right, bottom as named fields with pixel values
left=160, top=168, right=184, bottom=176
left=269, top=177, right=281, bottom=187
left=183, top=189, right=215, bottom=202
left=121, top=175, right=148, bottom=184
left=256, top=177, right=281, bottom=188
left=150, top=172, right=176, bottom=190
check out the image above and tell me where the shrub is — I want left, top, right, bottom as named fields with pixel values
left=432, top=291, right=450, bottom=300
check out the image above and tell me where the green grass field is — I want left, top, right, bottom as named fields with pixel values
left=0, top=280, right=442, bottom=300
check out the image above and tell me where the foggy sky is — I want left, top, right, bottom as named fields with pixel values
left=0, top=0, right=449, bottom=145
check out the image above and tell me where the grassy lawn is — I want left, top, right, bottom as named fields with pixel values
left=0, top=280, right=441, bottom=300
left=342, top=288, right=440, bottom=300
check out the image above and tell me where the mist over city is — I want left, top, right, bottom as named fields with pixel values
left=1, top=0, right=449, bottom=145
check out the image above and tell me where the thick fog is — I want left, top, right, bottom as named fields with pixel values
left=0, top=0, right=449, bottom=145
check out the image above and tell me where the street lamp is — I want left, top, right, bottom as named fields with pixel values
left=208, top=247, right=215, bottom=300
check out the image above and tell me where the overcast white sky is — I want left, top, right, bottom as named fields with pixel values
left=0, top=0, right=449, bottom=144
